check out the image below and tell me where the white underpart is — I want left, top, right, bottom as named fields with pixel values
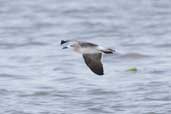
left=78, top=46, right=106, bottom=54
left=79, top=47, right=100, bottom=54
left=97, top=46, right=106, bottom=50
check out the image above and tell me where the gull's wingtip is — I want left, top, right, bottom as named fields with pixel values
left=96, top=72, right=104, bottom=76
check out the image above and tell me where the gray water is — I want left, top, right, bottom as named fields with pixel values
left=0, top=0, right=171, bottom=114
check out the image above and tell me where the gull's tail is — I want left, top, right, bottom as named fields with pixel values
left=101, top=48, right=115, bottom=54
left=98, top=46, right=115, bottom=54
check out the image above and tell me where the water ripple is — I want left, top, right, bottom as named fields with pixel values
left=0, top=42, right=48, bottom=49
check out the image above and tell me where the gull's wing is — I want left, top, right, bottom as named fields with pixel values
left=82, top=53, right=104, bottom=75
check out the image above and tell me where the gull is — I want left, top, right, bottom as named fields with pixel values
left=60, top=40, right=115, bottom=75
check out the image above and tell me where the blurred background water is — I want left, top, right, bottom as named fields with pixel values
left=0, top=0, right=171, bottom=114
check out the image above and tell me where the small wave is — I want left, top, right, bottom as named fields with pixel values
left=154, top=43, right=171, bottom=48
left=19, top=91, right=51, bottom=97
left=19, top=90, right=71, bottom=98
left=0, top=89, right=10, bottom=95
left=0, top=42, right=48, bottom=49
left=149, top=70, right=167, bottom=75
left=87, top=88, right=117, bottom=96
left=0, top=73, right=29, bottom=79
left=118, top=53, right=151, bottom=59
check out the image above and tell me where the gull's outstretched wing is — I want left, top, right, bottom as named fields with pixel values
left=83, top=53, right=104, bottom=75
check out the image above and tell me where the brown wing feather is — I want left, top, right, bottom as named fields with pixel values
left=83, top=53, right=104, bottom=75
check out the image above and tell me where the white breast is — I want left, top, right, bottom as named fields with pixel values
left=73, top=47, right=99, bottom=54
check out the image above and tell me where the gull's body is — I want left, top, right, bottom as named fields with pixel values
left=61, top=40, right=114, bottom=75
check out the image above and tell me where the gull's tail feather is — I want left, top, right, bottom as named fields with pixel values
left=98, top=46, right=115, bottom=54
left=101, top=48, right=115, bottom=54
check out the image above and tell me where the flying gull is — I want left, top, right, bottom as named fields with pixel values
left=60, top=40, right=115, bottom=75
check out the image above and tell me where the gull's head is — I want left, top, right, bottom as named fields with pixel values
left=60, top=40, right=79, bottom=49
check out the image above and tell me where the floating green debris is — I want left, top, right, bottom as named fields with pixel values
left=127, top=67, right=138, bottom=72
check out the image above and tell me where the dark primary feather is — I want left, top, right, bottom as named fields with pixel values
left=83, top=53, right=104, bottom=75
